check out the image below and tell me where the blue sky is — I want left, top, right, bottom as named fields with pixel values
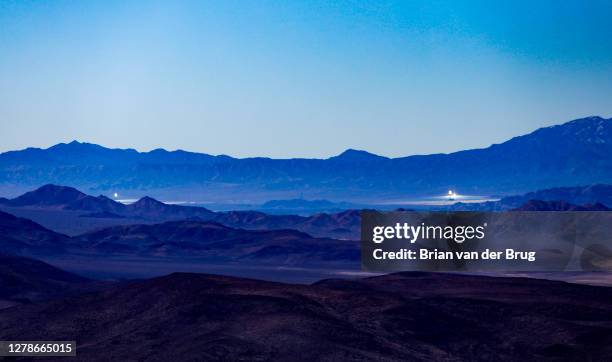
left=1, top=0, right=611, bottom=158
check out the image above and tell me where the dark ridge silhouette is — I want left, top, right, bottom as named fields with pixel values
left=0, top=184, right=125, bottom=213
left=0, top=184, right=214, bottom=219
left=0, top=210, right=71, bottom=255
left=329, top=148, right=389, bottom=162
left=210, top=209, right=360, bottom=239
left=0, top=208, right=358, bottom=264
left=0, top=254, right=99, bottom=309
left=502, top=184, right=612, bottom=208
left=513, top=199, right=612, bottom=211
left=0, top=184, right=360, bottom=238
left=0, top=271, right=610, bottom=360
left=125, top=196, right=214, bottom=219
left=75, top=220, right=359, bottom=262
left=6, top=184, right=89, bottom=207
left=451, top=183, right=612, bottom=211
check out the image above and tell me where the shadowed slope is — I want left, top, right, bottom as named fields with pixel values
left=0, top=254, right=98, bottom=309
left=75, top=220, right=359, bottom=263
left=0, top=210, right=71, bottom=255
left=0, top=272, right=610, bottom=361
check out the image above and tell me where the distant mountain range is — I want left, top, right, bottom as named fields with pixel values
left=451, top=184, right=612, bottom=211
left=259, top=198, right=359, bottom=214
left=512, top=199, right=610, bottom=211
left=2, top=116, right=612, bottom=202
left=0, top=206, right=359, bottom=266
left=4, top=183, right=612, bottom=241
left=3, top=183, right=610, bottom=281
left=0, top=184, right=361, bottom=238
left=0, top=184, right=215, bottom=219
left=1, top=271, right=611, bottom=360
left=76, top=220, right=359, bottom=262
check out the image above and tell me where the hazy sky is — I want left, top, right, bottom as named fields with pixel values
left=1, top=0, right=611, bottom=158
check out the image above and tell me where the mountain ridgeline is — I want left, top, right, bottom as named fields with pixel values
left=2, top=116, right=612, bottom=201
left=0, top=185, right=361, bottom=267
left=0, top=184, right=361, bottom=238
left=0, top=208, right=360, bottom=267
left=450, top=184, right=612, bottom=211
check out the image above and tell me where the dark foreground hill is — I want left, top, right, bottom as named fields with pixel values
left=2, top=116, right=612, bottom=201
left=0, top=254, right=101, bottom=309
left=0, top=272, right=611, bottom=361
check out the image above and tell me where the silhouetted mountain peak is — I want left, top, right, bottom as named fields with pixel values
left=9, top=184, right=87, bottom=207
left=331, top=149, right=387, bottom=161
left=563, top=115, right=606, bottom=125
left=130, top=196, right=165, bottom=208
left=49, top=140, right=100, bottom=151
left=45, top=141, right=140, bottom=162
left=524, top=116, right=612, bottom=145
left=0, top=185, right=128, bottom=214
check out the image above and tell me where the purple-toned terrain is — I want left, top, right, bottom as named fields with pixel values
left=0, top=269, right=610, bottom=361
